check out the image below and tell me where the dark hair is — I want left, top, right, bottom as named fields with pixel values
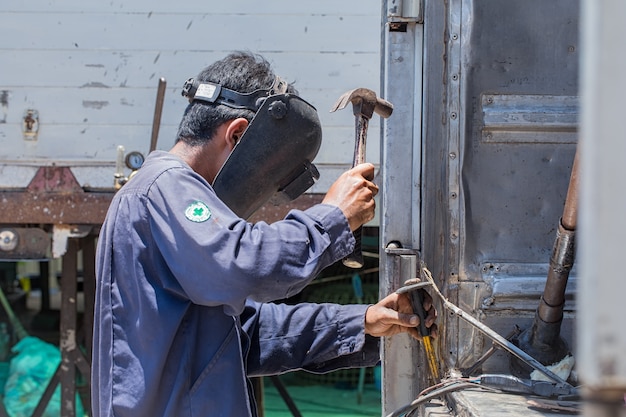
left=175, top=51, right=296, bottom=146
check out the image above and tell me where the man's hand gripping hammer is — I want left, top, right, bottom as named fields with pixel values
left=330, top=88, right=393, bottom=268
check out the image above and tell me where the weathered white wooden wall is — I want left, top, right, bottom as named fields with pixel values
left=0, top=1, right=382, bottom=191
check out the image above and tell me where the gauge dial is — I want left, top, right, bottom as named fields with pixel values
left=125, top=151, right=145, bottom=170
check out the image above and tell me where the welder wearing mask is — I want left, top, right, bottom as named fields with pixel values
left=92, top=51, right=437, bottom=417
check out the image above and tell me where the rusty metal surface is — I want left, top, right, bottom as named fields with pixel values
left=0, top=166, right=114, bottom=225
left=60, top=238, right=79, bottom=417
left=0, top=166, right=322, bottom=226
left=0, top=190, right=114, bottom=225
left=0, top=191, right=322, bottom=226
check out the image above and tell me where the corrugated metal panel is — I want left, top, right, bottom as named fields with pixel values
left=0, top=1, right=383, bottom=191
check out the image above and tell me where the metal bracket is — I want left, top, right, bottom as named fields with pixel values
left=387, top=0, right=423, bottom=23
left=384, top=246, right=420, bottom=257
left=384, top=242, right=422, bottom=288
left=22, top=109, right=39, bottom=140
left=52, top=225, right=92, bottom=258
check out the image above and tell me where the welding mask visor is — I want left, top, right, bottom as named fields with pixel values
left=211, top=93, right=322, bottom=219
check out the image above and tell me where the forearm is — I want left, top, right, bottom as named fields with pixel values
left=243, top=301, right=379, bottom=377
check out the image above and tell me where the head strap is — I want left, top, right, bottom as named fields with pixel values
left=181, top=76, right=288, bottom=112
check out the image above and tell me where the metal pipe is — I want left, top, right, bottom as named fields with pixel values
left=150, top=77, right=167, bottom=153
left=513, top=147, right=579, bottom=373
left=537, top=149, right=579, bottom=324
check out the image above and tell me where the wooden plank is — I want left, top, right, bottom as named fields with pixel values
left=0, top=86, right=380, bottom=126
left=0, top=51, right=379, bottom=88
left=0, top=13, right=380, bottom=52
left=0, top=0, right=378, bottom=15
left=0, top=123, right=365, bottom=165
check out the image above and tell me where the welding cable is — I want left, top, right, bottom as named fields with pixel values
left=414, top=377, right=474, bottom=398
left=384, top=379, right=489, bottom=417
left=419, top=267, right=574, bottom=389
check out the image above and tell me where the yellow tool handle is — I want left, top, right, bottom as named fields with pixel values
left=410, top=288, right=440, bottom=381
left=422, top=335, right=440, bottom=381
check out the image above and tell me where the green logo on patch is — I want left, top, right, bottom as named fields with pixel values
left=185, top=201, right=212, bottom=222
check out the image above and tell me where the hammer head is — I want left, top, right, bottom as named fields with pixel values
left=330, top=88, right=394, bottom=119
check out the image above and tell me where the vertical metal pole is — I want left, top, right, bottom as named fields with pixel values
left=253, top=378, right=265, bottom=417
left=39, top=261, right=50, bottom=312
left=150, top=77, right=167, bottom=153
left=82, top=234, right=96, bottom=414
left=82, top=235, right=95, bottom=359
left=60, top=238, right=78, bottom=417
left=380, top=4, right=424, bottom=412
left=579, top=0, right=626, bottom=415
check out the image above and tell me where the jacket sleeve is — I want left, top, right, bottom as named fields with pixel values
left=144, top=167, right=356, bottom=316
left=241, top=300, right=380, bottom=377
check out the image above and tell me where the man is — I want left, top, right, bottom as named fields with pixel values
left=92, top=51, right=436, bottom=417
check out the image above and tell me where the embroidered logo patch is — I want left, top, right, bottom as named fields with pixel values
left=185, top=201, right=212, bottom=222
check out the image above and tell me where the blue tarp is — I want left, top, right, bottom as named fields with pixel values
left=3, top=337, right=85, bottom=417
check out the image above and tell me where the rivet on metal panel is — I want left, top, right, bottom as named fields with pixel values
left=481, top=263, right=501, bottom=273
left=22, top=109, right=39, bottom=140
left=450, top=192, right=457, bottom=199
left=452, top=74, right=459, bottom=81
left=450, top=112, right=457, bottom=120
left=451, top=33, right=459, bottom=41
left=449, top=152, right=456, bottom=160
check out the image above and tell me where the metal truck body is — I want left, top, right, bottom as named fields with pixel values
left=379, top=0, right=626, bottom=416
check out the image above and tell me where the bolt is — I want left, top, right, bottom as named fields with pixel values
left=0, top=229, right=18, bottom=252
left=268, top=100, right=288, bottom=119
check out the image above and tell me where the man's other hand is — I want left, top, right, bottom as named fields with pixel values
left=364, top=290, right=438, bottom=341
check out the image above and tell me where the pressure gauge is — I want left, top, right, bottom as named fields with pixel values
left=125, top=151, right=145, bottom=170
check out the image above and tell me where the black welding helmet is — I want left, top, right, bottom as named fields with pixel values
left=181, top=77, right=322, bottom=219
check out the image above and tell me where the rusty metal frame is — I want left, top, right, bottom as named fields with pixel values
left=0, top=167, right=113, bottom=225
left=25, top=237, right=94, bottom=417
left=0, top=164, right=324, bottom=416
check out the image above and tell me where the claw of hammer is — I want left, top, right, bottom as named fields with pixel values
left=330, top=88, right=394, bottom=119
left=330, top=88, right=394, bottom=269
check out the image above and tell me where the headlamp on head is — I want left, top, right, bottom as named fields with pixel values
left=180, top=76, right=322, bottom=219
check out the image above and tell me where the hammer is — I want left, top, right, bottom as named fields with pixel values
left=331, top=88, right=393, bottom=268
